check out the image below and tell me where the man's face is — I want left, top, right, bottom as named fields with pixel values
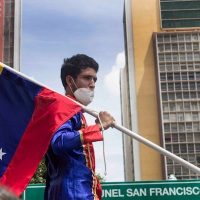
left=73, top=67, right=97, bottom=91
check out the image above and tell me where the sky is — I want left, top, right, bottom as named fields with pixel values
left=21, top=0, right=125, bottom=181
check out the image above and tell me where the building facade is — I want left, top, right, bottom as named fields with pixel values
left=0, top=0, right=21, bottom=70
left=122, top=0, right=200, bottom=181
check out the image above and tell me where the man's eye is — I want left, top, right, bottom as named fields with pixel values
left=84, top=76, right=97, bottom=82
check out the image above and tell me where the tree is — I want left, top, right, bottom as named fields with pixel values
left=31, top=159, right=46, bottom=184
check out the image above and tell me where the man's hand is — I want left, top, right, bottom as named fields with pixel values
left=95, top=111, right=115, bottom=130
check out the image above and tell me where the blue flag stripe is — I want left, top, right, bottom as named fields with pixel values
left=0, top=66, right=42, bottom=176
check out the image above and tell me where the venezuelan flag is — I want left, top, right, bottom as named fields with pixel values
left=0, top=63, right=81, bottom=196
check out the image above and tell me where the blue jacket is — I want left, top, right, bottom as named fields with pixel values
left=44, top=112, right=103, bottom=200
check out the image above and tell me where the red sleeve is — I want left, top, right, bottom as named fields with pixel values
left=80, top=124, right=103, bottom=143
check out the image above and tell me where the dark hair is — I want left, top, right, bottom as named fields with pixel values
left=60, top=54, right=99, bottom=89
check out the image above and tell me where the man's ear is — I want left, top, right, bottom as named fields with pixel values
left=66, top=75, right=73, bottom=88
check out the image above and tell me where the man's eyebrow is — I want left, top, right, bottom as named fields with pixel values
left=82, top=75, right=97, bottom=81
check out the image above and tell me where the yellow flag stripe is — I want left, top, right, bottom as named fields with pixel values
left=0, top=63, right=3, bottom=74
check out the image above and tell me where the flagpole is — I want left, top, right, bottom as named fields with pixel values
left=84, top=107, right=200, bottom=175
left=1, top=62, right=200, bottom=175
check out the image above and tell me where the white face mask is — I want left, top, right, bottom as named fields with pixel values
left=74, top=88, right=94, bottom=106
left=69, top=77, right=94, bottom=106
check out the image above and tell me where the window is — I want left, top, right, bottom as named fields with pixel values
left=172, top=43, right=178, bottom=51
left=197, top=82, right=200, bottom=90
left=171, top=123, right=178, bottom=132
left=187, top=133, right=194, bottom=142
left=174, top=64, right=180, bottom=71
left=175, top=83, right=181, bottom=90
left=160, top=0, right=200, bottom=29
left=173, top=144, right=179, bottom=153
left=160, top=73, right=166, bottom=81
left=158, top=44, right=164, bottom=52
left=188, top=64, right=194, bottom=70
left=188, top=144, right=194, bottom=153
left=181, top=72, right=187, bottom=80
left=159, top=54, right=165, bottom=62
left=168, top=83, right=174, bottom=91
left=176, top=102, right=183, bottom=111
left=160, top=64, right=165, bottom=71
left=179, top=124, right=185, bottom=132
left=184, top=102, right=190, bottom=111
left=186, top=122, right=192, bottom=131
left=180, top=53, right=186, bottom=61
left=157, top=35, right=164, bottom=43
left=188, top=72, right=194, bottom=80
left=190, top=92, right=197, bottom=99
left=169, top=93, right=175, bottom=100
left=174, top=72, right=181, bottom=80
left=195, top=64, right=200, bottom=70
left=186, top=43, right=192, bottom=51
left=175, top=165, right=182, bottom=175
left=166, top=144, right=172, bottom=152
left=162, top=93, right=168, bottom=101
left=182, top=82, right=188, bottom=90
left=167, top=73, right=173, bottom=81
left=181, top=64, right=187, bottom=70
left=195, top=144, right=200, bottom=152
left=192, top=112, right=199, bottom=121
left=191, top=102, right=198, bottom=110
left=196, top=72, right=200, bottom=80
left=172, top=134, right=179, bottom=142
left=194, top=53, right=200, bottom=61
left=187, top=53, right=193, bottom=61
left=182, top=167, right=189, bottom=175
left=164, top=123, right=170, bottom=132
left=170, top=103, right=176, bottom=111
left=164, top=113, right=169, bottom=121
left=165, top=134, right=171, bottom=143
left=183, top=92, right=190, bottom=99
left=166, top=157, right=173, bottom=164
left=161, top=83, right=167, bottom=91
left=172, top=54, right=179, bottom=62
left=180, top=134, right=186, bottom=142
left=189, top=82, right=196, bottom=90
left=176, top=92, right=183, bottom=100
left=166, top=53, right=172, bottom=62
left=194, top=134, right=200, bottom=142
left=170, top=113, right=177, bottom=122
left=165, top=44, right=171, bottom=52
left=193, top=43, right=199, bottom=51
left=163, top=103, right=169, bottom=112
left=164, top=35, right=170, bottom=43
left=166, top=64, right=173, bottom=71
left=188, top=154, right=195, bottom=162
left=185, top=113, right=192, bottom=121
left=180, top=144, right=187, bottom=153
left=193, top=122, right=200, bottom=131
left=178, top=113, right=184, bottom=121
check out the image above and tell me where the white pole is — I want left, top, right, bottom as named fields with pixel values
left=83, top=107, right=200, bottom=175
left=113, top=123, right=200, bottom=174
left=1, top=62, right=200, bottom=175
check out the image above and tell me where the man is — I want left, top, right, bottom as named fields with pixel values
left=45, top=54, right=115, bottom=200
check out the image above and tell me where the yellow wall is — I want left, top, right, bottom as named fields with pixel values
left=131, top=0, right=163, bottom=180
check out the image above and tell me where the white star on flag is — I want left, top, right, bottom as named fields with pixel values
left=0, top=148, right=6, bottom=160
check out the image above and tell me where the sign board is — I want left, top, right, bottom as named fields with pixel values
left=102, top=180, right=200, bottom=200
left=22, top=180, right=200, bottom=200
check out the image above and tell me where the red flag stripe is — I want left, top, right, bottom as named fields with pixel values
left=0, top=88, right=81, bottom=196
